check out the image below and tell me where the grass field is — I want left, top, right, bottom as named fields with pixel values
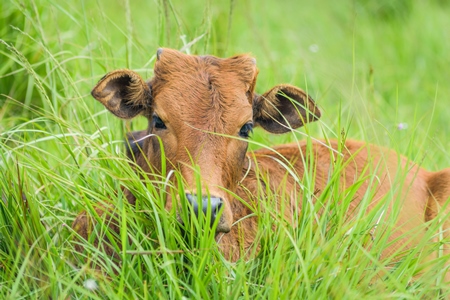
left=1, top=0, right=450, bottom=298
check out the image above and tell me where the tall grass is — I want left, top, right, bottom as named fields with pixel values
left=1, top=0, right=450, bottom=298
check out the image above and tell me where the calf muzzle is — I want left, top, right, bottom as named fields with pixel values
left=185, top=193, right=223, bottom=226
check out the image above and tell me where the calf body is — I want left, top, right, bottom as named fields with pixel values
left=73, top=49, right=450, bottom=277
left=223, top=140, right=450, bottom=262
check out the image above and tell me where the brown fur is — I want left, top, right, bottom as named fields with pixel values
left=73, top=48, right=450, bottom=279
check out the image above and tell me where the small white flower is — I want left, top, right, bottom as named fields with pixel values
left=83, top=278, right=98, bottom=291
left=309, top=44, right=319, bottom=53
left=345, top=226, right=354, bottom=236
left=397, top=123, right=408, bottom=130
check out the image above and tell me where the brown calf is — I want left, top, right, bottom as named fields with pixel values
left=73, top=48, right=450, bottom=276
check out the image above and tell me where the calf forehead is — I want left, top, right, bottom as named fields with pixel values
left=151, top=49, right=256, bottom=129
left=153, top=49, right=256, bottom=84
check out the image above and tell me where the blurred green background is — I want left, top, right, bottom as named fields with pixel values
left=2, top=0, right=449, bottom=165
left=1, top=0, right=450, bottom=298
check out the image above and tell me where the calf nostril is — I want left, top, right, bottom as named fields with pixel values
left=205, top=197, right=223, bottom=224
left=208, top=197, right=223, bottom=214
left=215, top=201, right=223, bottom=212
left=186, top=193, right=199, bottom=215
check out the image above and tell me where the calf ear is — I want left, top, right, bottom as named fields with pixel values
left=253, top=84, right=321, bottom=133
left=91, top=69, right=151, bottom=119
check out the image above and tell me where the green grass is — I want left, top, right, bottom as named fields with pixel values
left=1, top=0, right=450, bottom=298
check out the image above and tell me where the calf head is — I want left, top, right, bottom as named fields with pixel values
left=91, top=48, right=321, bottom=233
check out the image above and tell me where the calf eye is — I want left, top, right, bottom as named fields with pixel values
left=239, top=122, right=253, bottom=138
left=152, top=115, right=167, bottom=130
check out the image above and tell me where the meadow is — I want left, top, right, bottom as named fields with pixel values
left=1, top=0, right=450, bottom=298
